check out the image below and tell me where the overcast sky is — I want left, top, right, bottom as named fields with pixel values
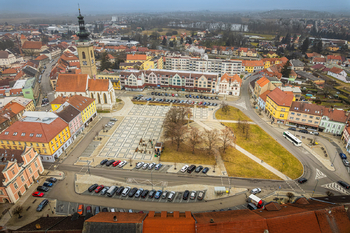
left=2, top=0, right=350, bottom=13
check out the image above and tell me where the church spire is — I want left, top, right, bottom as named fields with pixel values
left=76, top=7, right=90, bottom=42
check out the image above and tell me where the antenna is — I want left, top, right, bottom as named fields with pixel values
left=78, top=4, right=81, bottom=14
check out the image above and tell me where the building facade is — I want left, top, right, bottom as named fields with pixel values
left=342, top=126, right=350, bottom=154
left=265, top=88, right=295, bottom=124
left=319, top=108, right=349, bottom=135
left=218, top=73, right=242, bottom=96
left=286, top=102, right=324, bottom=129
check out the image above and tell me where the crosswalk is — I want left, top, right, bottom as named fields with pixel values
left=321, top=182, right=350, bottom=195
left=315, top=168, right=327, bottom=180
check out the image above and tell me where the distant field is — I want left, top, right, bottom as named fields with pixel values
left=141, top=28, right=193, bottom=36
left=244, top=32, right=275, bottom=40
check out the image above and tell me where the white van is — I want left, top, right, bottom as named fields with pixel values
left=107, top=186, right=117, bottom=197
left=121, top=186, right=131, bottom=197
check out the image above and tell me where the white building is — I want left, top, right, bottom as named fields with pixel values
left=218, top=73, right=242, bottom=96
left=328, top=67, right=349, bottom=83
left=0, top=50, right=16, bottom=66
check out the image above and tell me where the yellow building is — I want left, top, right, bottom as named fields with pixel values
left=0, top=114, right=71, bottom=161
left=262, top=57, right=287, bottom=69
left=141, top=60, right=155, bottom=70
left=125, top=54, right=148, bottom=63
left=265, top=87, right=295, bottom=124
left=119, top=62, right=140, bottom=70
left=327, top=46, right=339, bottom=52
left=267, top=51, right=278, bottom=58
left=97, top=73, right=121, bottom=90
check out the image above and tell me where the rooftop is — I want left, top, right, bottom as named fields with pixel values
left=267, top=87, right=294, bottom=107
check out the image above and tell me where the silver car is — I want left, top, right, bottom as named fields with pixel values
left=148, top=163, right=156, bottom=170
left=136, top=162, right=144, bottom=169
left=142, top=163, right=149, bottom=170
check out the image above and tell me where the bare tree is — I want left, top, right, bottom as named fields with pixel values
left=188, top=127, right=202, bottom=154
left=173, top=122, right=188, bottom=151
left=220, top=127, right=234, bottom=154
left=203, top=129, right=219, bottom=154
left=12, top=206, right=23, bottom=219
left=286, top=192, right=295, bottom=203
left=163, top=106, right=191, bottom=145
left=221, top=101, right=230, bottom=115
left=239, top=120, right=250, bottom=140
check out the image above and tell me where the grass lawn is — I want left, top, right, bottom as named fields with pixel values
left=215, top=106, right=252, bottom=121
left=224, top=123, right=303, bottom=179
left=244, top=32, right=275, bottom=40
left=222, top=147, right=282, bottom=180
left=160, top=141, right=216, bottom=165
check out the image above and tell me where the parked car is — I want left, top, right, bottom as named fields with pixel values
left=167, top=191, right=176, bottom=202
left=154, top=190, right=162, bottom=199
left=148, top=190, right=156, bottom=198
left=298, top=178, right=308, bottom=184
left=298, top=129, right=308, bottom=134
left=181, top=165, right=189, bottom=173
left=77, top=204, right=84, bottom=215
left=86, top=206, right=92, bottom=214
left=37, top=186, right=49, bottom=192
left=112, top=160, right=121, bottom=167
left=102, top=208, right=108, bottom=212
left=121, top=186, right=131, bottom=196
left=135, top=188, right=144, bottom=198
left=88, top=184, right=99, bottom=192
left=95, top=206, right=100, bottom=215
left=155, top=163, right=163, bottom=170
left=338, top=180, right=350, bottom=189
left=309, top=131, right=319, bottom=135
left=100, top=159, right=108, bottom=165
left=161, top=190, right=168, bottom=199
left=339, top=153, right=347, bottom=160
left=100, top=186, right=109, bottom=195
left=197, top=191, right=205, bottom=200
left=32, top=191, right=44, bottom=197
left=36, top=199, right=49, bottom=212
left=288, top=127, right=297, bottom=131
left=118, top=161, right=127, bottom=167
left=142, top=163, right=149, bottom=170
left=141, top=189, right=149, bottom=198
left=95, top=185, right=104, bottom=193
left=251, top=188, right=261, bottom=195
left=190, top=191, right=197, bottom=200
left=46, top=177, right=57, bottom=183
left=342, top=159, right=350, bottom=167
left=183, top=190, right=190, bottom=200
left=195, top=166, right=203, bottom=173
left=128, top=187, right=138, bottom=197
left=148, top=163, right=156, bottom=170
left=202, top=167, right=210, bottom=174
left=116, top=186, right=125, bottom=195
left=187, top=165, right=196, bottom=173
left=106, top=159, right=115, bottom=166
left=136, top=162, right=144, bottom=169
left=43, top=182, right=53, bottom=187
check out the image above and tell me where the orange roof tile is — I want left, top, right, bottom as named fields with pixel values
left=242, top=60, right=264, bottom=67
left=323, top=108, right=349, bottom=123
left=34, top=54, right=48, bottom=61
left=267, top=88, right=294, bottom=107
left=4, top=102, right=25, bottom=114
left=22, top=41, right=43, bottom=49
left=88, top=79, right=109, bottom=92
left=126, top=54, right=147, bottom=61
left=256, top=76, right=270, bottom=87
left=2, top=68, right=17, bottom=74
left=51, top=96, right=69, bottom=105
left=0, top=118, right=68, bottom=143
left=56, top=74, right=88, bottom=93
left=259, top=90, right=271, bottom=102
left=9, top=89, right=23, bottom=96
left=328, top=67, right=344, bottom=74
left=144, top=211, right=195, bottom=233
left=85, top=212, right=146, bottom=223
left=66, top=95, right=94, bottom=112
left=221, top=73, right=242, bottom=85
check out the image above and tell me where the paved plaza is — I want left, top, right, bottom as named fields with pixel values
left=98, top=105, right=170, bottom=161
left=192, top=107, right=208, bottom=119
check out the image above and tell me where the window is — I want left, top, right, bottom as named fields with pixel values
left=4, top=132, right=9, bottom=135
left=316, top=117, right=320, bottom=120
left=34, top=161, right=38, bottom=168
left=83, top=61, right=87, bottom=65
left=303, top=114, right=307, bottom=117
left=315, top=121, right=319, bottom=124
left=21, top=176, right=25, bottom=182
left=309, top=116, right=313, bottom=119
left=36, top=134, right=42, bottom=138
left=42, top=144, right=45, bottom=147
left=29, top=167, right=32, bottom=173
left=29, top=133, right=34, bottom=137
left=11, top=169, right=15, bottom=175
left=13, top=132, right=17, bottom=136
left=302, top=119, right=306, bottom=122
left=280, top=114, right=284, bottom=117
left=332, top=125, right=335, bottom=128
left=13, top=182, right=18, bottom=189
left=56, top=143, right=59, bottom=147
left=291, top=112, right=295, bottom=115
left=308, top=120, right=312, bottom=123
left=290, top=117, right=294, bottom=120
left=82, top=51, right=86, bottom=59
left=297, top=113, right=301, bottom=116
left=0, top=190, right=3, bottom=195
left=21, top=133, right=25, bottom=136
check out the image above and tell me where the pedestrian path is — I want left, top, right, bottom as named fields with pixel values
left=217, top=120, right=256, bottom=124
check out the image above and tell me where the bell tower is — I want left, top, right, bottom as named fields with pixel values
left=76, top=8, right=97, bottom=78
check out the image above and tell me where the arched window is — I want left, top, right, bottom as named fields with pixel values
left=97, top=93, right=101, bottom=104
left=82, top=52, right=86, bottom=59
left=103, top=93, right=107, bottom=103
left=91, top=93, right=94, bottom=99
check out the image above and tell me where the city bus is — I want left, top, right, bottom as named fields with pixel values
left=283, top=131, right=302, bottom=146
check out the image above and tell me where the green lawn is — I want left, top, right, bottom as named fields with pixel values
left=224, top=123, right=303, bottom=179
left=222, top=147, right=282, bottom=180
left=215, top=106, right=252, bottom=121
left=160, top=141, right=216, bottom=165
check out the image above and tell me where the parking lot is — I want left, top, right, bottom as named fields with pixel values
left=81, top=188, right=207, bottom=204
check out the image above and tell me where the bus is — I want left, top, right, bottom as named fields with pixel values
left=283, top=131, right=302, bottom=146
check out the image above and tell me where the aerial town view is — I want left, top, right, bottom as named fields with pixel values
left=1, top=0, right=350, bottom=232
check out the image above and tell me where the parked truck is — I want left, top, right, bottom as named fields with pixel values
left=248, top=194, right=264, bottom=209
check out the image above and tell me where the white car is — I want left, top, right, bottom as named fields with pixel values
left=136, top=162, right=144, bottom=169
left=251, top=188, right=262, bottom=195
left=110, top=208, right=116, bottom=212
left=181, top=165, right=189, bottom=173
left=118, top=161, right=127, bottom=168
left=190, top=191, right=197, bottom=200
left=142, top=163, right=149, bottom=170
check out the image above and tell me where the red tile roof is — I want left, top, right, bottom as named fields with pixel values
left=126, top=54, right=147, bottom=61
left=2, top=68, right=17, bottom=74
left=313, top=57, right=326, bottom=63
left=267, top=88, right=294, bottom=107
left=256, top=76, right=270, bottom=88
left=88, top=79, right=109, bottom=91
left=56, top=74, right=88, bottom=93
left=51, top=96, right=69, bottom=105
left=328, top=67, right=344, bottom=74
left=259, top=90, right=271, bottom=102
left=85, top=212, right=146, bottom=223
left=22, top=41, right=43, bottom=49
left=221, top=73, right=242, bottom=85
left=66, top=95, right=94, bottom=112
left=323, top=108, right=349, bottom=123
left=9, top=89, right=23, bottom=96
left=242, top=60, right=264, bottom=67
left=0, top=118, right=68, bottom=143
left=34, top=54, right=48, bottom=61
left=327, top=55, right=342, bottom=61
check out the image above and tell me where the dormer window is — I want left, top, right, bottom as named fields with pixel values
left=36, top=134, right=42, bottom=138
left=21, top=133, right=25, bottom=136
left=4, top=132, right=9, bottom=135
left=29, top=133, right=34, bottom=137
left=13, top=132, right=17, bottom=136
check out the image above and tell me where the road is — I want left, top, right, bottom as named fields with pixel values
left=41, top=72, right=350, bottom=212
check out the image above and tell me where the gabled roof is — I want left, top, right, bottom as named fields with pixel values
left=323, top=108, right=349, bottom=123
left=221, top=73, right=242, bottom=85
left=22, top=41, right=43, bottom=49
left=51, top=96, right=68, bottom=105
left=66, top=95, right=95, bottom=112
left=34, top=54, right=48, bottom=61
left=0, top=50, right=10, bottom=59
left=242, top=60, right=264, bottom=67
left=0, top=118, right=68, bottom=143
left=55, top=104, right=80, bottom=123
left=256, top=76, right=270, bottom=88
left=312, top=57, right=326, bottom=63
left=126, top=54, right=147, bottom=61
left=328, top=67, right=344, bottom=74
left=56, top=74, right=88, bottom=93
left=327, top=55, right=342, bottom=61
left=2, top=68, right=17, bottom=74
left=88, top=79, right=109, bottom=92
left=4, top=101, right=25, bottom=114
left=267, top=87, right=294, bottom=107
left=259, top=90, right=271, bottom=102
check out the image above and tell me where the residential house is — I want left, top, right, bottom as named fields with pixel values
left=280, top=86, right=302, bottom=101
left=265, top=88, right=295, bottom=124
left=34, top=55, right=49, bottom=67
left=238, top=48, right=257, bottom=57
left=290, top=59, right=304, bottom=71
left=218, top=73, right=242, bottom=96
left=311, top=57, right=326, bottom=65
left=55, top=103, right=84, bottom=140
left=341, top=126, right=350, bottom=153
left=327, top=67, right=349, bottom=83
left=126, top=54, right=148, bottom=64
left=0, top=147, right=44, bottom=203
left=0, top=112, right=71, bottom=162
left=0, top=50, right=16, bottom=66
left=257, top=90, right=271, bottom=111
left=262, top=57, right=288, bottom=69
left=327, top=55, right=342, bottom=64
left=22, top=41, right=48, bottom=56
left=319, top=108, right=349, bottom=135
left=64, top=95, right=96, bottom=127
left=242, top=60, right=264, bottom=73
left=119, top=62, right=141, bottom=70
left=55, top=74, right=115, bottom=111
left=286, top=102, right=324, bottom=130
left=253, top=76, right=274, bottom=100
left=266, top=51, right=278, bottom=58
left=22, top=77, right=40, bottom=105
left=96, top=73, right=121, bottom=90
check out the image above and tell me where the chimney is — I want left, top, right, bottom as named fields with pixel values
left=161, top=211, right=167, bottom=218
left=210, top=218, right=215, bottom=223
left=113, top=216, right=117, bottom=222
left=173, top=211, right=179, bottom=218
left=148, top=211, right=155, bottom=218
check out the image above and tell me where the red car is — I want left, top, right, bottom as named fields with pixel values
left=95, top=185, right=104, bottom=193
left=172, top=94, right=175, bottom=97
left=32, top=191, right=44, bottom=197
left=112, top=160, right=121, bottom=167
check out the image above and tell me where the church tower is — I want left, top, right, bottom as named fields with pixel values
left=76, top=8, right=97, bottom=78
